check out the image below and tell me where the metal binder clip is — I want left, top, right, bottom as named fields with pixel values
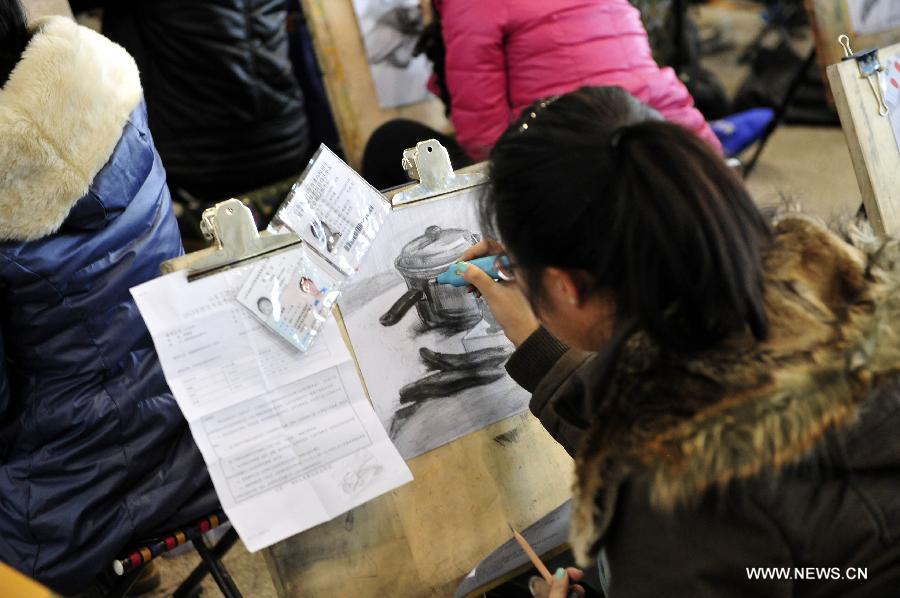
left=161, top=198, right=301, bottom=281
left=839, top=34, right=889, bottom=117
left=390, top=139, right=487, bottom=206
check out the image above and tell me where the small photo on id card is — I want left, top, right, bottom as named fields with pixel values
left=237, top=246, right=342, bottom=352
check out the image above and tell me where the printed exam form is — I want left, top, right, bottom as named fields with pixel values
left=132, top=267, right=412, bottom=551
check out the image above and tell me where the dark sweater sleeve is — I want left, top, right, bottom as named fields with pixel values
left=505, top=326, right=570, bottom=392
left=506, top=327, right=594, bottom=456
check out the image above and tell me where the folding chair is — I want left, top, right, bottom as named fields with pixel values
left=90, top=510, right=242, bottom=598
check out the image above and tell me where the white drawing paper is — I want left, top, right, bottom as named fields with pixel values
left=131, top=268, right=412, bottom=551
left=338, top=190, right=531, bottom=459
left=847, top=0, right=900, bottom=36
left=352, top=0, right=434, bottom=107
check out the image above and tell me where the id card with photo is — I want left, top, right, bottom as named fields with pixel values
left=237, top=246, right=342, bottom=352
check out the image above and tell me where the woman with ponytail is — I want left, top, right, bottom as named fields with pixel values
left=461, top=86, right=900, bottom=597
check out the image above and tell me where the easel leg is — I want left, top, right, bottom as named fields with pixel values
left=744, top=47, right=818, bottom=176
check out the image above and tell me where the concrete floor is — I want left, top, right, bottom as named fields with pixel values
left=143, top=3, right=865, bottom=597
left=745, top=125, right=862, bottom=221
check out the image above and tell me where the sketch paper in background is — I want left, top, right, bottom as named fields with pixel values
left=132, top=268, right=412, bottom=551
left=339, top=190, right=531, bottom=459
left=847, top=0, right=900, bottom=36
left=352, top=0, right=433, bottom=107
left=886, top=55, right=900, bottom=157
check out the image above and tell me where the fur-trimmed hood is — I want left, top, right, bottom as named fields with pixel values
left=0, top=16, right=141, bottom=241
left=571, top=215, right=900, bottom=565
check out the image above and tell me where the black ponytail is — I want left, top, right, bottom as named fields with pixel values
left=0, top=0, right=30, bottom=87
left=483, top=86, right=771, bottom=353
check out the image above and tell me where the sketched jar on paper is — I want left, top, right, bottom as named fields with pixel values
left=381, top=225, right=483, bottom=331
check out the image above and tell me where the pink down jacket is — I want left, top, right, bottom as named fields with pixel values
left=437, top=0, right=721, bottom=160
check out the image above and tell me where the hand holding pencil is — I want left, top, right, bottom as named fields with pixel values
left=529, top=566, right=585, bottom=598
left=508, top=523, right=585, bottom=598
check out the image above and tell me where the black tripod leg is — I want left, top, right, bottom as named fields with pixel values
left=173, top=527, right=242, bottom=598
left=743, top=47, right=818, bottom=177
left=194, top=535, right=242, bottom=598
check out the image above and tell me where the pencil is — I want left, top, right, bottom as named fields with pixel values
left=508, top=522, right=554, bottom=583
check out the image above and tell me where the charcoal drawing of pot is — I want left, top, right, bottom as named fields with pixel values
left=380, top=225, right=483, bottom=331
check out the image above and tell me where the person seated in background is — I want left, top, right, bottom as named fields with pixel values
left=461, top=86, right=900, bottom=596
left=0, top=4, right=216, bottom=594
left=362, top=0, right=720, bottom=190
left=70, top=0, right=315, bottom=239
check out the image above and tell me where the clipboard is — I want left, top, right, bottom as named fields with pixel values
left=132, top=157, right=419, bottom=554
left=149, top=144, right=571, bottom=596
left=827, top=37, right=900, bottom=235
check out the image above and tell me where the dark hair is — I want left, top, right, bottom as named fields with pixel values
left=414, top=1, right=451, bottom=115
left=0, top=0, right=29, bottom=87
left=483, top=86, right=771, bottom=352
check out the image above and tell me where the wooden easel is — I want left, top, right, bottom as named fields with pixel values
left=298, top=0, right=452, bottom=169
left=827, top=39, right=900, bottom=235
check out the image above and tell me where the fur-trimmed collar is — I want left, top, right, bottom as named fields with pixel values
left=0, top=17, right=141, bottom=242
left=571, top=215, right=900, bottom=565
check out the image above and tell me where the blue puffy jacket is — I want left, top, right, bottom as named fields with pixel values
left=0, top=17, right=216, bottom=594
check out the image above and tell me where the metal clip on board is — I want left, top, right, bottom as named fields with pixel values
left=390, top=139, right=487, bottom=206
left=839, top=34, right=889, bottom=117
left=161, top=198, right=302, bottom=281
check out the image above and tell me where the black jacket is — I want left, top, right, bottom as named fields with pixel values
left=96, top=0, right=311, bottom=200
left=506, top=216, right=900, bottom=596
